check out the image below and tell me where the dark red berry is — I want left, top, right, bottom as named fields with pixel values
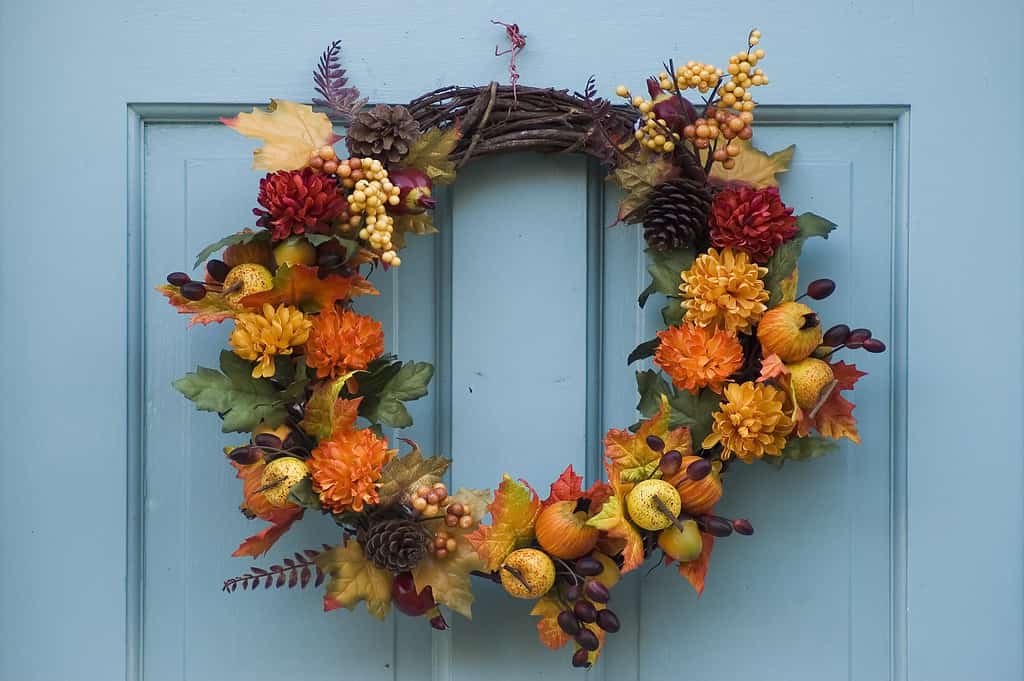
left=317, top=252, right=342, bottom=268
left=575, top=628, right=600, bottom=651
left=573, top=600, right=597, bottom=623
left=206, top=259, right=230, bottom=282
left=645, top=435, right=665, bottom=451
left=565, top=584, right=582, bottom=601
left=574, top=557, right=603, bottom=577
left=180, top=282, right=207, bottom=300
left=557, top=611, right=582, bottom=636
left=429, top=613, right=449, bottom=630
left=228, top=446, right=261, bottom=465
left=253, top=433, right=283, bottom=450
left=596, top=609, right=620, bottom=633
left=686, top=458, right=712, bottom=481
left=166, top=271, right=191, bottom=286
left=846, top=328, right=872, bottom=348
left=732, top=518, right=754, bottom=535
left=571, top=648, right=592, bottom=668
left=584, top=581, right=610, bottom=604
left=806, top=278, right=836, bottom=300
left=823, top=324, right=851, bottom=346
left=701, top=515, right=734, bottom=537
left=862, top=338, right=886, bottom=353
left=659, top=450, right=682, bottom=476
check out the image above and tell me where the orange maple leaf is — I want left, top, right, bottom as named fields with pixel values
left=229, top=458, right=304, bottom=557
left=232, top=509, right=303, bottom=557
left=541, top=465, right=612, bottom=510
left=156, top=284, right=237, bottom=326
left=795, top=361, right=866, bottom=443
left=676, top=532, right=715, bottom=596
left=758, top=353, right=788, bottom=383
left=465, top=475, right=541, bottom=571
left=604, top=395, right=692, bottom=483
left=586, top=464, right=644, bottom=573
left=241, top=264, right=378, bottom=312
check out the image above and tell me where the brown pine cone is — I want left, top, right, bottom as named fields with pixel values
left=346, top=104, right=420, bottom=163
left=642, top=178, right=713, bottom=251
left=358, top=517, right=429, bottom=572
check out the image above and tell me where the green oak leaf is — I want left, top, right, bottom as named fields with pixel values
left=287, top=477, right=323, bottom=510
left=173, top=350, right=289, bottom=433
left=636, top=369, right=673, bottom=418
left=764, top=212, right=836, bottom=305
left=360, top=361, right=435, bottom=429
left=646, top=246, right=695, bottom=296
left=778, top=436, right=839, bottom=462
left=666, top=389, right=721, bottom=446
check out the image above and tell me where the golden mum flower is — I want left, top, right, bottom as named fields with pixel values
left=680, top=247, right=769, bottom=333
left=308, top=428, right=393, bottom=513
left=305, top=306, right=385, bottom=379
left=229, top=303, right=312, bottom=378
left=703, top=381, right=794, bottom=462
left=655, top=323, right=744, bottom=394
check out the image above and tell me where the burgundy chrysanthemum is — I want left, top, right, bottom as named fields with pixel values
left=253, top=168, right=345, bottom=241
left=709, top=185, right=798, bottom=263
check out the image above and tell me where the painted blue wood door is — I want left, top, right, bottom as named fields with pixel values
left=2, top=3, right=1022, bottom=681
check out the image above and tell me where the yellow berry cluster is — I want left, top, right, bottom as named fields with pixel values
left=716, top=30, right=767, bottom=114
left=613, top=86, right=681, bottom=154
left=308, top=145, right=340, bottom=174
left=338, top=157, right=402, bottom=266
left=658, top=61, right=724, bottom=94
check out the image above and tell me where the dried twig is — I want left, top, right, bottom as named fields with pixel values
left=222, top=547, right=327, bottom=593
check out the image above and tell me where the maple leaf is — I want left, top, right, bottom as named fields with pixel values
left=611, top=157, right=678, bottom=224
left=299, top=374, right=359, bottom=441
left=758, top=353, right=789, bottom=383
left=398, top=125, right=462, bottom=184
left=222, top=99, right=341, bottom=172
left=709, top=140, right=794, bottom=188
left=241, top=264, right=378, bottom=312
left=541, top=465, right=611, bottom=510
left=317, top=539, right=393, bottom=620
left=605, top=394, right=691, bottom=483
left=586, top=465, right=644, bottom=573
left=412, top=487, right=489, bottom=618
left=531, top=593, right=572, bottom=649
left=676, top=532, right=715, bottom=596
left=231, top=508, right=303, bottom=558
left=780, top=266, right=800, bottom=303
left=156, top=284, right=237, bottom=327
left=391, top=212, right=439, bottom=249
left=465, top=475, right=541, bottom=571
left=796, top=361, right=866, bottom=443
left=376, top=443, right=451, bottom=507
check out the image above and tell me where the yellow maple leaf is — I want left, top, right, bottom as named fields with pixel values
left=465, top=475, right=541, bottom=571
left=604, top=395, right=691, bottom=482
left=222, top=99, right=341, bottom=171
left=586, top=467, right=644, bottom=573
left=317, top=539, right=393, bottom=620
left=391, top=212, right=439, bottom=250
left=709, top=140, right=794, bottom=188
left=412, top=487, right=490, bottom=618
left=611, top=157, right=677, bottom=223
left=399, top=126, right=462, bottom=185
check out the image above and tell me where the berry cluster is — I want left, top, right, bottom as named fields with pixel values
left=430, top=530, right=459, bottom=560
left=337, top=157, right=403, bottom=266
left=682, top=109, right=751, bottom=170
left=166, top=257, right=233, bottom=301
left=716, top=30, right=767, bottom=115
left=658, top=61, right=723, bottom=94
left=308, top=145, right=341, bottom=175
left=613, top=86, right=681, bottom=154
left=554, top=556, right=620, bottom=669
left=409, top=481, right=451, bottom=518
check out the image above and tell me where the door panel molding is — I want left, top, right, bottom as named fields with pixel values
left=126, top=103, right=909, bottom=681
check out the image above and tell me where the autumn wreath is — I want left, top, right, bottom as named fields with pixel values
left=158, top=27, right=886, bottom=669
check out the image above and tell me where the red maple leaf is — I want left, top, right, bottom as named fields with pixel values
left=796, top=360, right=867, bottom=443
left=232, top=509, right=303, bottom=557
left=541, top=465, right=611, bottom=511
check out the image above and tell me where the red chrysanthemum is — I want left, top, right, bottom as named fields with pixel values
left=253, top=168, right=346, bottom=241
left=709, top=185, right=797, bottom=263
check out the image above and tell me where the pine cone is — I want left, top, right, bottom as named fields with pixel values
left=346, top=104, right=421, bottom=163
left=642, top=178, right=713, bottom=251
left=359, top=518, right=429, bottom=572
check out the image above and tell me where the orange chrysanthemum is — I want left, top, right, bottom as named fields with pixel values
left=702, top=381, right=794, bottom=463
left=308, top=428, right=393, bottom=513
left=654, top=323, right=744, bottom=394
left=680, top=247, right=769, bottom=333
left=305, top=306, right=385, bottom=379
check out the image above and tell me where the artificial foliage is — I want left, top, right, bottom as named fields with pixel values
left=159, top=27, right=886, bottom=670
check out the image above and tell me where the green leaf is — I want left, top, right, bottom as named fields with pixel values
left=299, top=373, right=353, bottom=441
left=647, top=246, right=695, bottom=296
left=661, top=299, right=685, bottom=327
left=173, top=350, right=289, bottom=433
left=360, top=361, right=435, bottom=429
left=288, top=477, right=323, bottom=510
left=399, top=126, right=461, bottom=184
left=192, top=230, right=269, bottom=269
left=636, top=370, right=673, bottom=418
left=304, top=234, right=360, bottom=261
left=369, top=397, right=413, bottom=428
left=383, top=362, right=434, bottom=401
left=666, top=389, right=721, bottom=446
left=778, top=436, right=839, bottom=462
left=637, top=282, right=656, bottom=309
left=764, top=212, right=836, bottom=305
left=627, top=338, right=659, bottom=365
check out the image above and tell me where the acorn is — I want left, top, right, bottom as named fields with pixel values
left=387, top=167, right=436, bottom=215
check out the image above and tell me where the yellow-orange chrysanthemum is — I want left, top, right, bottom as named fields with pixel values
left=305, top=306, right=385, bottom=379
left=702, top=381, right=794, bottom=462
left=680, top=247, right=769, bottom=333
left=654, top=323, right=744, bottom=394
left=229, top=303, right=312, bottom=378
left=308, top=428, right=393, bottom=513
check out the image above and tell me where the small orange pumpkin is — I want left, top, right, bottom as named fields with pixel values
left=535, top=500, right=600, bottom=559
left=666, top=455, right=722, bottom=515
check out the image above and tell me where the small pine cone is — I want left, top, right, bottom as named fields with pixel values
left=642, top=178, right=713, bottom=251
left=346, top=104, right=421, bottom=163
left=358, top=518, right=429, bottom=572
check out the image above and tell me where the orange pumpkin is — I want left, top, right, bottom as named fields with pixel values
left=535, top=500, right=600, bottom=559
left=666, top=455, right=722, bottom=515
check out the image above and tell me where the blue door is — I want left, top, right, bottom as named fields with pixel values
left=2, top=3, right=1022, bottom=681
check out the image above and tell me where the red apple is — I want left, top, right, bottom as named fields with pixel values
left=391, top=571, right=436, bottom=617
left=535, top=500, right=599, bottom=559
